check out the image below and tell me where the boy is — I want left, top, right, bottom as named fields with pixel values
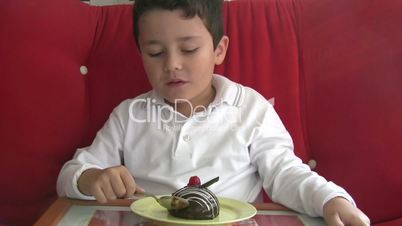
left=57, top=0, right=370, bottom=225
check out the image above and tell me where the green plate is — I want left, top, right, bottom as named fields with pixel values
left=130, top=197, right=257, bottom=225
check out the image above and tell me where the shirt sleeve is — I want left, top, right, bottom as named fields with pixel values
left=249, top=103, right=355, bottom=217
left=56, top=108, right=126, bottom=199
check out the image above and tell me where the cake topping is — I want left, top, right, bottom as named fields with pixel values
left=169, top=176, right=220, bottom=220
left=188, top=176, right=201, bottom=186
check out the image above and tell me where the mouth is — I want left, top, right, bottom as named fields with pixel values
left=166, top=79, right=188, bottom=87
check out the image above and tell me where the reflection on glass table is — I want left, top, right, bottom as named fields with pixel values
left=34, top=198, right=326, bottom=226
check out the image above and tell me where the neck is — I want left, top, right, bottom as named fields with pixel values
left=172, top=85, right=216, bottom=118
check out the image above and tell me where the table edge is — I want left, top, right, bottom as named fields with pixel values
left=34, top=197, right=289, bottom=225
left=34, top=198, right=73, bottom=226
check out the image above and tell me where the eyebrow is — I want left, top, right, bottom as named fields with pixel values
left=144, top=36, right=202, bottom=46
left=177, top=36, right=202, bottom=42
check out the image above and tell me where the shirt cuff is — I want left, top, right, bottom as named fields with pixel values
left=316, top=181, right=356, bottom=216
left=72, top=163, right=103, bottom=200
left=323, top=192, right=356, bottom=208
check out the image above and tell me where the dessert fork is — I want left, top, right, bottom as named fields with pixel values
left=130, top=192, right=190, bottom=210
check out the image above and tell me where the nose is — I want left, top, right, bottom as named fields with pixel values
left=164, top=52, right=182, bottom=72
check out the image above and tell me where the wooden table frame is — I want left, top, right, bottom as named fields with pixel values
left=34, top=198, right=289, bottom=226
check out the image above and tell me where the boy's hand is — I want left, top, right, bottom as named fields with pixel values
left=323, top=197, right=370, bottom=226
left=77, top=166, right=144, bottom=203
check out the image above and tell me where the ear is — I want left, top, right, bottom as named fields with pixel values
left=214, top=35, right=229, bottom=65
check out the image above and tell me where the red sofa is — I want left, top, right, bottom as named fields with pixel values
left=1, top=0, right=401, bottom=225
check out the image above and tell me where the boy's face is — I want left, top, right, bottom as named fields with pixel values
left=138, top=9, right=228, bottom=106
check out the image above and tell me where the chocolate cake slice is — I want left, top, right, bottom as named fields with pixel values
left=169, top=176, right=220, bottom=220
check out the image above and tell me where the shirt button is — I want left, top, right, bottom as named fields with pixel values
left=183, top=135, right=191, bottom=142
left=80, top=65, right=88, bottom=75
left=307, top=159, right=317, bottom=170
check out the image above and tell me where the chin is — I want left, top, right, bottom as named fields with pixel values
left=163, top=96, right=188, bottom=104
left=163, top=93, right=192, bottom=103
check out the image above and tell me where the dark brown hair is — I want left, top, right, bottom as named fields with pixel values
left=133, top=0, right=224, bottom=49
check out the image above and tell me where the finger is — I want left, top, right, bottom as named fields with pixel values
left=358, top=209, right=371, bottom=226
left=363, top=215, right=371, bottom=226
left=135, top=184, right=145, bottom=193
left=92, top=186, right=107, bottom=204
left=347, top=212, right=371, bottom=226
left=120, top=169, right=138, bottom=197
left=110, top=174, right=127, bottom=198
left=326, top=213, right=344, bottom=226
left=101, top=180, right=117, bottom=201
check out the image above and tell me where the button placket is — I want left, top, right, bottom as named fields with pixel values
left=183, top=134, right=191, bottom=142
left=174, top=121, right=193, bottom=158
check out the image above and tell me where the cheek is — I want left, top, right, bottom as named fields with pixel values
left=145, top=71, right=160, bottom=86
left=142, top=58, right=155, bottom=72
left=141, top=62, right=159, bottom=87
left=191, top=52, right=215, bottom=71
left=142, top=59, right=159, bottom=76
left=195, top=58, right=215, bottom=76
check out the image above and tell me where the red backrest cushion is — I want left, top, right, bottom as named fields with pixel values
left=217, top=0, right=308, bottom=162
left=0, top=1, right=149, bottom=225
left=0, top=1, right=91, bottom=225
left=298, top=0, right=402, bottom=222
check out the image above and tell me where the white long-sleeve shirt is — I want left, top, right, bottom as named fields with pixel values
left=57, top=74, right=354, bottom=217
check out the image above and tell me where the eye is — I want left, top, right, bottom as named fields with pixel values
left=182, top=47, right=199, bottom=54
left=148, top=52, right=163, bottom=57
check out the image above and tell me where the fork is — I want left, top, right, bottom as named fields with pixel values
left=131, top=192, right=190, bottom=210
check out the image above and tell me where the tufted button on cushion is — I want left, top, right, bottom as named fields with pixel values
left=80, top=65, right=88, bottom=75
left=307, top=159, right=317, bottom=170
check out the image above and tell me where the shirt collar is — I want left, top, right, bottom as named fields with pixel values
left=210, top=74, right=244, bottom=108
